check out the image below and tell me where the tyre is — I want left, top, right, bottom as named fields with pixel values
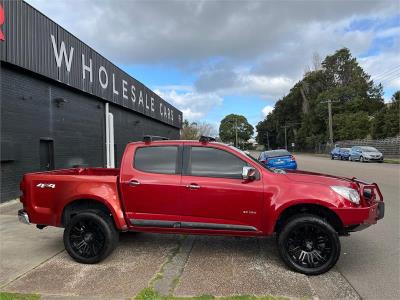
left=277, top=214, right=340, bottom=275
left=63, top=210, right=119, bottom=264
left=331, top=155, right=334, bottom=160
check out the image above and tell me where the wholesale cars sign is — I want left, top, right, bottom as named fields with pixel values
left=0, top=0, right=182, bottom=128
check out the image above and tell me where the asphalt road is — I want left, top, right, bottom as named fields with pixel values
left=295, top=154, right=400, bottom=300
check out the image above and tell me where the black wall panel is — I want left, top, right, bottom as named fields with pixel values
left=0, top=63, right=179, bottom=202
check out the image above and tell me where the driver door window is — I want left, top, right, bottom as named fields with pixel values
left=186, top=146, right=247, bottom=179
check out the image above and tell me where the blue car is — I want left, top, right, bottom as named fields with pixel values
left=330, top=146, right=341, bottom=160
left=339, top=148, right=351, bottom=160
left=258, top=149, right=297, bottom=170
left=331, top=147, right=351, bottom=160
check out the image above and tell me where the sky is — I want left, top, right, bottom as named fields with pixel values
left=27, top=0, right=400, bottom=133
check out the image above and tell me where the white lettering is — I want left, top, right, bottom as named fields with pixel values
left=112, top=74, right=119, bottom=95
left=81, top=54, right=93, bottom=82
left=151, top=97, right=155, bottom=112
left=159, top=103, right=163, bottom=116
left=145, top=93, right=150, bottom=110
left=138, top=90, right=144, bottom=107
left=51, top=34, right=74, bottom=72
left=131, top=85, right=136, bottom=103
left=122, top=80, right=128, bottom=99
left=98, top=66, right=108, bottom=89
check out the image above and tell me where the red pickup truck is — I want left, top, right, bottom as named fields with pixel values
left=18, top=136, right=384, bottom=275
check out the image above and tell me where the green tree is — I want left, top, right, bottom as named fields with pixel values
left=371, top=91, right=400, bottom=138
left=333, top=112, right=371, bottom=140
left=219, top=114, right=254, bottom=147
left=256, top=48, right=385, bottom=150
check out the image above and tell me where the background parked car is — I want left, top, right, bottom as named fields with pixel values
left=330, top=146, right=341, bottom=160
left=339, top=148, right=351, bottom=160
left=258, top=149, right=297, bottom=170
left=350, top=146, right=384, bottom=162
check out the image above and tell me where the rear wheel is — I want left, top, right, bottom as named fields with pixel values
left=63, top=210, right=119, bottom=264
left=277, top=214, right=340, bottom=275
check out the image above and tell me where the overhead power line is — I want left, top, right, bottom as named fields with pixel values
left=373, top=65, right=400, bottom=79
left=380, top=77, right=399, bottom=86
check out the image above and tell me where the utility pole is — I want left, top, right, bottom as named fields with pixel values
left=321, top=99, right=339, bottom=146
left=281, top=125, right=290, bottom=150
left=235, top=118, right=238, bottom=148
left=328, top=100, right=333, bottom=146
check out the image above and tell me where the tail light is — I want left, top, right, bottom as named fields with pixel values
left=291, top=155, right=296, bottom=161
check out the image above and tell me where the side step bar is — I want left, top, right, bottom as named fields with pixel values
left=130, top=219, right=257, bottom=232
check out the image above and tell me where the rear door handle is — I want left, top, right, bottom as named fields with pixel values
left=128, top=180, right=141, bottom=186
left=186, top=184, right=200, bottom=190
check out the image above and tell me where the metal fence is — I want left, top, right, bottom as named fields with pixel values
left=319, top=136, right=400, bottom=157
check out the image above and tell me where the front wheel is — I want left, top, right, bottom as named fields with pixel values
left=277, top=214, right=340, bottom=275
left=64, top=210, right=119, bottom=264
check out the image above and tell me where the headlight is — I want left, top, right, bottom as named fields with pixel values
left=331, top=186, right=360, bottom=205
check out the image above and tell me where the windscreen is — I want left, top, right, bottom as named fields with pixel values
left=360, top=146, right=378, bottom=152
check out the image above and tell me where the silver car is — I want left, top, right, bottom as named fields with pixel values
left=349, top=146, right=384, bottom=162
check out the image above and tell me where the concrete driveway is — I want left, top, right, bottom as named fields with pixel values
left=0, top=200, right=359, bottom=299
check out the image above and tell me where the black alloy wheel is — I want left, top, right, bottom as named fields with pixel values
left=277, top=214, right=340, bottom=275
left=64, top=210, right=118, bottom=264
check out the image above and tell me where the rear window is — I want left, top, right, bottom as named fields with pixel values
left=134, top=146, right=178, bottom=174
left=263, top=150, right=290, bottom=158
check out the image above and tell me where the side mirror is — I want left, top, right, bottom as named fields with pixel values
left=242, top=166, right=256, bottom=181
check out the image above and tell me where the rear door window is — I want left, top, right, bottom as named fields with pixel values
left=134, top=146, right=179, bottom=174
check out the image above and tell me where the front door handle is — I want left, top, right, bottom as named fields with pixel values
left=186, top=184, right=200, bottom=190
left=128, top=180, right=141, bottom=187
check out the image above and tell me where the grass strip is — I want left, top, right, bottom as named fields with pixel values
left=0, top=292, right=40, bottom=300
left=135, top=287, right=286, bottom=300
